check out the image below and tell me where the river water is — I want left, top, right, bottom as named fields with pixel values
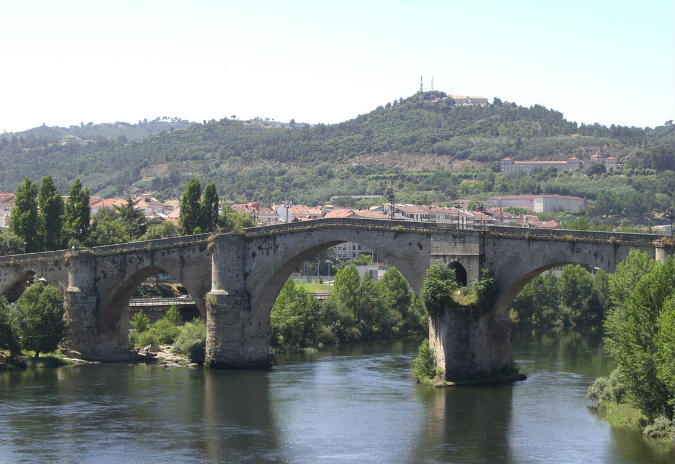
left=1, top=330, right=672, bottom=463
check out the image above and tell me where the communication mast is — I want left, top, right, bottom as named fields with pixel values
left=431, top=77, right=434, bottom=91
left=420, top=75, right=423, bottom=92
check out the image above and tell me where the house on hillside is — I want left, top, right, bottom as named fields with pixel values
left=0, top=193, right=15, bottom=228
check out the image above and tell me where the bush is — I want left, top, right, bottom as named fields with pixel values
left=643, top=416, right=674, bottom=439
left=187, top=342, right=206, bottom=364
left=422, top=265, right=458, bottom=317
left=149, top=318, right=181, bottom=345
left=586, top=368, right=626, bottom=404
left=412, top=339, right=437, bottom=382
left=172, top=319, right=206, bottom=354
left=137, top=330, right=158, bottom=349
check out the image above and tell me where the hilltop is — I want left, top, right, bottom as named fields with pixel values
left=0, top=92, right=672, bottom=207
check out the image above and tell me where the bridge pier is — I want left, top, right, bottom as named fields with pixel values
left=429, top=309, right=513, bottom=383
left=63, top=251, right=130, bottom=361
left=205, top=290, right=270, bottom=368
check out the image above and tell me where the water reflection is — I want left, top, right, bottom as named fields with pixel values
left=1, top=333, right=672, bottom=463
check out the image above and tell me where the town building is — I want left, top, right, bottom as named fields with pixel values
left=500, top=157, right=582, bottom=173
left=0, top=193, right=15, bottom=228
left=488, top=194, right=585, bottom=213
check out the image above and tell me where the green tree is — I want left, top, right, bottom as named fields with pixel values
left=165, top=305, right=182, bottom=325
left=422, top=265, right=458, bottom=317
left=12, top=282, right=68, bottom=359
left=141, top=221, right=178, bottom=240
left=558, top=264, right=595, bottom=325
left=604, top=253, right=674, bottom=420
left=0, top=296, right=20, bottom=356
left=115, top=198, right=146, bottom=239
left=270, top=279, right=319, bottom=348
left=37, top=176, right=64, bottom=250
left=10, top=177, right=40, bottom=252
left=64, top=179, right=91, bottom=244
left=130, top=310, right=150, bottom=333
left=218, top=206, right=254, bottom=233
left=0, top=229, right=24, bottom=256
left=200, top=183, right=219, bottom=232
left=87, top=208, right=128, bottom=246
left=180, top=178, right=202, bottom=235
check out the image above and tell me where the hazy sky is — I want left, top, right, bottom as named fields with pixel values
left=1, top=0, right=673, bottom=132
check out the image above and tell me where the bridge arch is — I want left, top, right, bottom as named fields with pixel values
left=245, top=226, right=430, bottom=328
left=489, top=241, right=624, bottom=318
left=0, top=270, right=67, bottom=302
left=99, top=265, right=208, bottom=334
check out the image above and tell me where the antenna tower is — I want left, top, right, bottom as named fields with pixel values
left=420, top=75, right=423, bottom=92
left=431, top=77, right=434, bottom=91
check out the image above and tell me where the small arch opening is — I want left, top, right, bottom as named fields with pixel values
left=448, top=261, right=467, bottom=287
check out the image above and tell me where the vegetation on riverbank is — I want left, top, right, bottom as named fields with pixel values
left=510, top=264, right=610, bottom=328
left=586, top=251, right=675, bottom=441
left=270, top=265, right=427, bottom=352
left=129, top=306, right=206, bottom=365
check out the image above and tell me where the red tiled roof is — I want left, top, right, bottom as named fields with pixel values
left=324, top=209, right=355, bottom=219
left=353, top=210, right=388, bottom=219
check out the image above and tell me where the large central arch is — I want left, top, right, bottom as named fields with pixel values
left=245, top=226, right=431, bottom=326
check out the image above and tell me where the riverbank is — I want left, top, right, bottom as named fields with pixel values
left=0, top=350, right=92, bottom=371
left=590, top=400, right=675, bottom=444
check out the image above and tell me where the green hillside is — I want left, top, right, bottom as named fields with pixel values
left=0, top=92, right=672, bottom=211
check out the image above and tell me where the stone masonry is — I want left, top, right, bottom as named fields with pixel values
left=0, top=218, right=670, bottom=381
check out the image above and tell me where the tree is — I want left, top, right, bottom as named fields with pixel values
left=87, top=208, right=128, bottom=246
left=604, top=253, right=674, bottom=420
left=141, top=221, right=178, bottom=240
left=180, top=178, right=202, bottom=235
left=115, top=198, right=146, bottom=239
left=558, top=264, right=594, bottom=325
left=12, top=282, right=68, bottom=359
left=0, top=229, right=24, bottom=256
left=37, top=176, right=64, bottom=251
left=218, top=206, right=254, bottom=233
left=10, top=177, right=39, bottom=252
left=200, top=183, right=219, bottom=232
left=422, top=265, right=457, bottom=317
left=270, top=279, right=319, bottom=348
left=0, top=296, right=20, bottom=356
left=64, top=179, right=91, bottom=244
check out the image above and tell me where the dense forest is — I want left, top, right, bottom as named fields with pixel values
left=0, top=92, right=672, bottom=210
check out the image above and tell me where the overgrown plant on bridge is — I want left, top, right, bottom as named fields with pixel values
left=422, top=265, right=498, bottom=318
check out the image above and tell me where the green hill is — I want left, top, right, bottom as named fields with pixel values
left=0, top=92, right=672, bottom=209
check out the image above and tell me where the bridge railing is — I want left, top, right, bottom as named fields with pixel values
left=129, top=297, right=195, bottom=306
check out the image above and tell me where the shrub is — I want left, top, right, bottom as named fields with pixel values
left=643, top=416, right=674, bottom=439
left=130, top=310, right=150, bottom=333
left=172, top=319, right=206, bottom=355
left=187, top=342, right=206, bottom=364
left=422, top=265, right=457, bottom=317
left=412, top=339, right=437, bottom=382
left=137, top=330, right=158, bottom=349
left=149, top=318, right=181, bottom=345
left=586, top=368, right=626, bottom=404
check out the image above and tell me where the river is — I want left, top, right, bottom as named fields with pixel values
left=0, top=330, right=672, bottom=463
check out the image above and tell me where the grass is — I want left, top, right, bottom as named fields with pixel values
left=297, top=282, right=330, bottom=293
left=595, top=400, right=646, bottom=431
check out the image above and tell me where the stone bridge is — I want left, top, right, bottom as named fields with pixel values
left=0, top=218, right=670, bottom=381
